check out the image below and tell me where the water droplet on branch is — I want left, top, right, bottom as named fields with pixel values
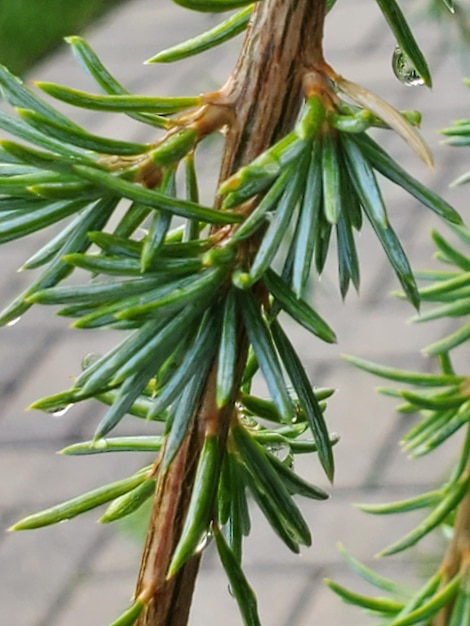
left=194, top=528, right=213, bottom=554
left=442, top=0, right=455, bottom=13
left=392, top=46, right=424, bottom=87
left=267, top=443, right=291, bottom=463
left=81, top=353, right=101, bottom=370
left=51, top=404, right=73, bottom=417
left=6, top=317, right=21, bottom=327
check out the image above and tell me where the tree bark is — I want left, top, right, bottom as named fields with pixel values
left=218, top=0, right=326, bottom=178
left=432, top=459, right=470, bottom=626
left=134, top=1, right=327, bottom=624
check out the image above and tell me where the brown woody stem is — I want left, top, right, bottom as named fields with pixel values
left=432, top=457, right=470, bottom=626
left=218, top=0, right=326, bottom=178
left=134, top=1, right=328, bottom=624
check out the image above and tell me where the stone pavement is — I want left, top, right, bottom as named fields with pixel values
left=1, top=1, right=470, bottom=624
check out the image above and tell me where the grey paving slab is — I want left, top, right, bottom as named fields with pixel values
left=381, top=428, right=467, bottom=487
left=91, top=533, right=144, bottom=576
left=295, top=568, right=384, bottom=626
left=1, top=0, right=469, bottom=625
left=0, top=518, right=103, bottom=625
left=324, top=1, right=384, bottom=62
left=0, top=447, right=149, bottom=509
left=0, top=329, right=45, bottom=390
left=241, top=488, right=438, bottom=568
left=49, top=573, right=138, bottom=626
left=190, top=565, right=310, bottom=626
left=0, top=333, right=121, bottom=443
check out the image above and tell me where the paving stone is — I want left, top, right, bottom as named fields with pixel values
left=0, top=517, right=102, bottom=626
left=292, top=364, right=398, bottom=488
left=283, top=297, right=451, bottom=370
left=381, top=427, right=466, bottom=487
left=0, top=329, right=44, bottom=389
left=296, top=547, right=446, bottom=625
left=0, top=447, right=148, bottom=510
left=0, top=333, right=121, bottom=443
left=190, top=565, right=310, bottom=626
left=295, top=568, right=389, bottom=626
left=52, top=550, right=308, bottom=626
left=324, top=0, right=383, bottom=63
left=48, top=573, right=137, bottom=626
left=90, top=533, right=143, bottom=576
left=241, top=487, right=440, bottom=570
left=1, top=1, right=469, bottom=625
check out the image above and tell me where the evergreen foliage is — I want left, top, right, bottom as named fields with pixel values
left=3, top=0, right=470, bottom=624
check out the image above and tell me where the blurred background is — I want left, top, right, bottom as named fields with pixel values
left=0, top=0, right=126, bottom=75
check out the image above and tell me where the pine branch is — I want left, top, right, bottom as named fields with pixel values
left=3, top=1, right=463, bottom=624
left=133, top=2, right=328, bottom=623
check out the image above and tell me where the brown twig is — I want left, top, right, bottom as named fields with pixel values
left=432, top=459, right=470, bottom=626
left=134, top=2, right=328, bottom=624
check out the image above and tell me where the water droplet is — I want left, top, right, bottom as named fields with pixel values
left=81, top=353, right=101, bottom=370
left=52, top=404, right=73, bottom=417
left=392, top=45, right=424, bottom=86
left=6, top=317, right=21, bottom=327
left=194, top=529, right=213, bottom=555
left=442, top=0, right=455, bottom=13
left=267, top=443, right=291, bottom=464
left=238, top=410, right=258, bottom=429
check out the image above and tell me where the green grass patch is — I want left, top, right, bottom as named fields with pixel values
left=0, top=0, right=124, bottom=75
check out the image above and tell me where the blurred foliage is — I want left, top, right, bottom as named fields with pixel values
left=0, top=0, right=124, bottom=75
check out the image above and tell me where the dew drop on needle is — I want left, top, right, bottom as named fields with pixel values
left=392, top=45, right=424, bottom=87
left=267, top=443, right=291, bottom=463
left=51, top=404, right=73, bottom=417
left=6, top=317, right=21, bottom=327
left=442, top=0, right=455, bottom=14
left=194, top=529, right=213, bottom=554
left=81, top=352, right=101, bottom=370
